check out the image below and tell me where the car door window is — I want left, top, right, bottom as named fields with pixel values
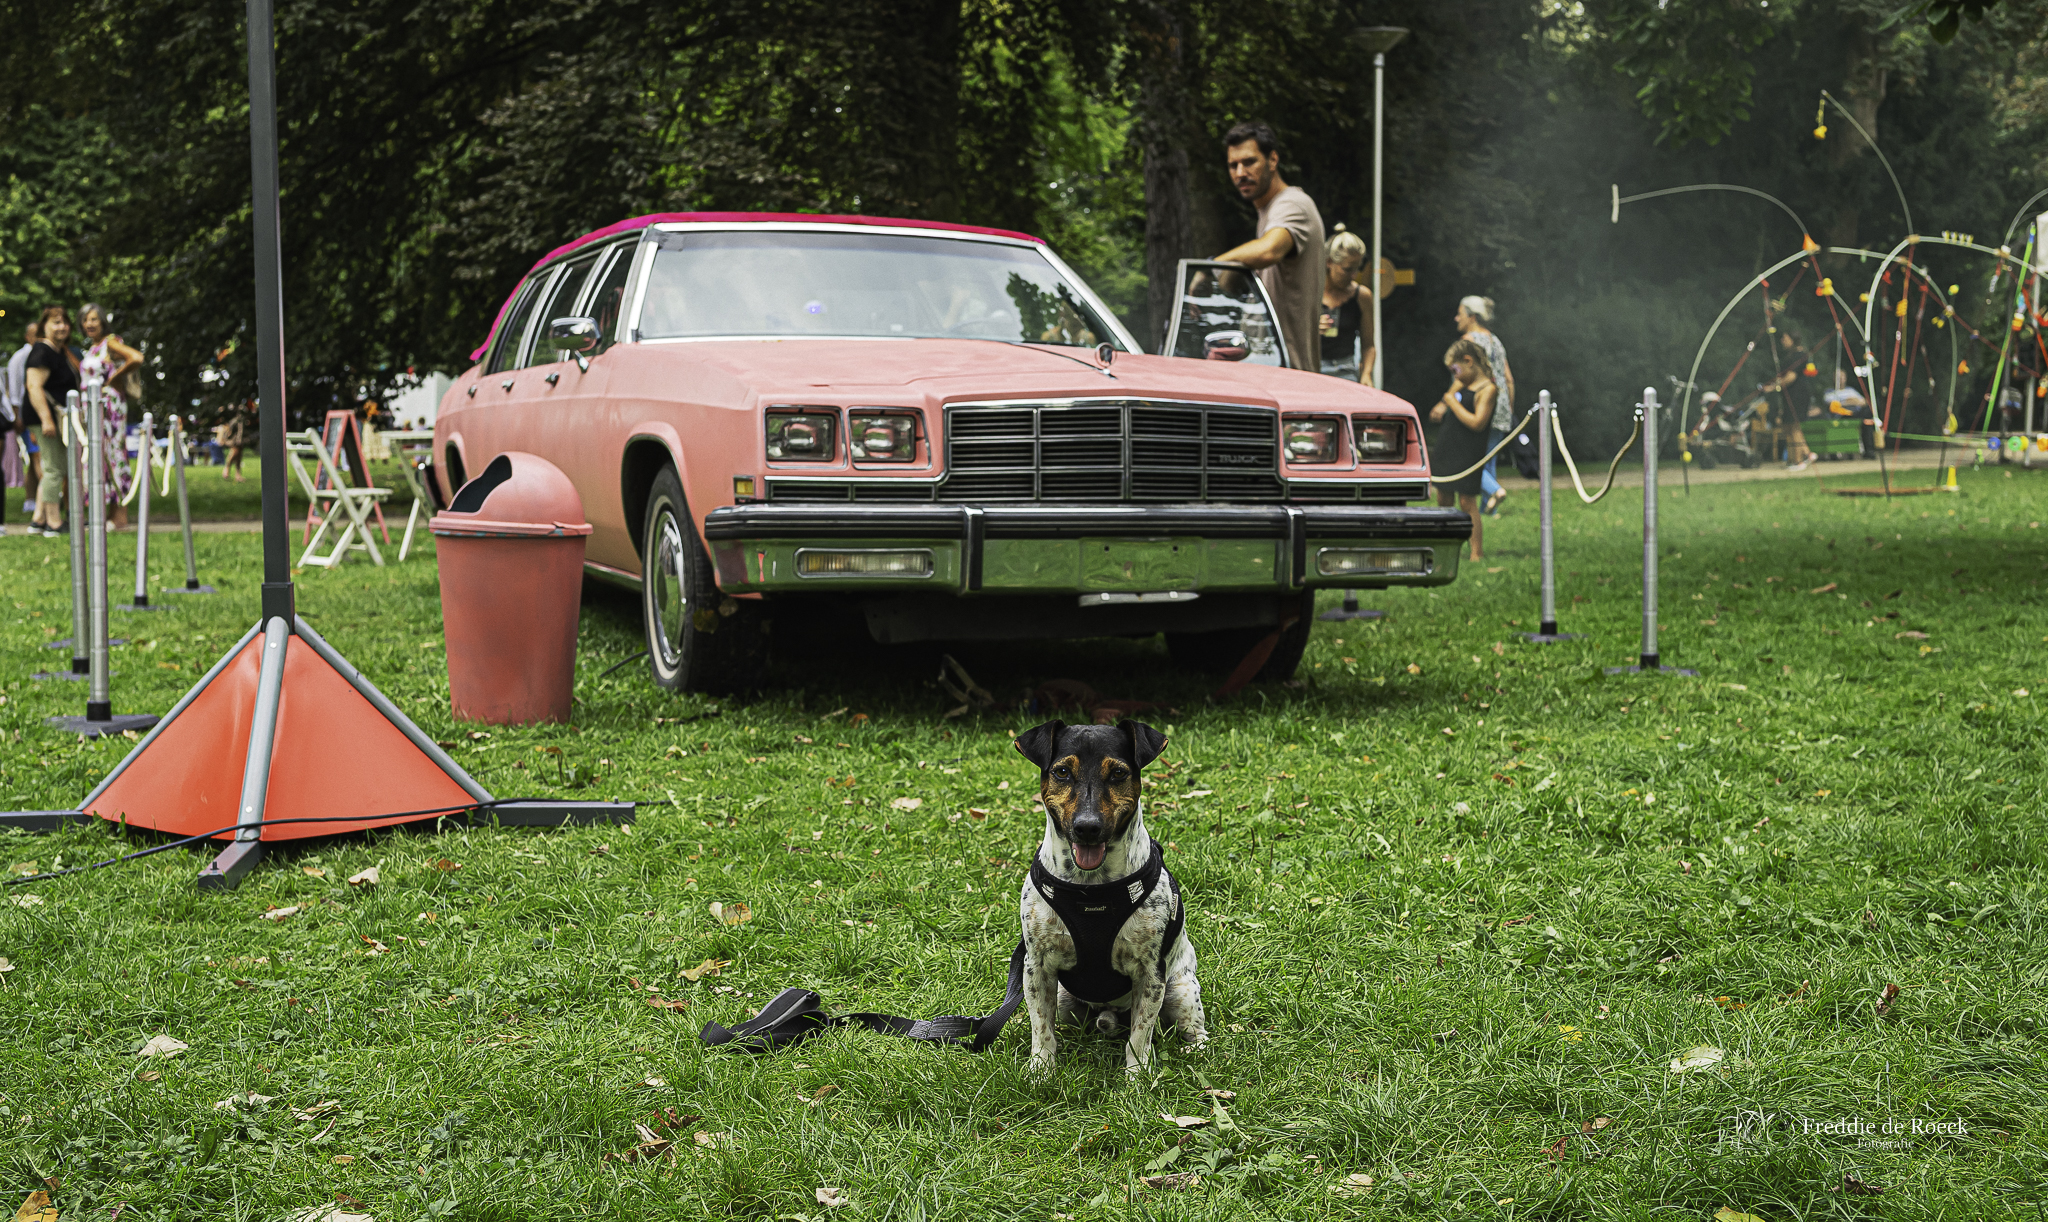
left=486, top=273, right=548, bottom=374
left=525, top=252, right=600, bottom=367
left=1163, top=258, right=1287, bottom=367
left=584, top=240, right=638, bottom=353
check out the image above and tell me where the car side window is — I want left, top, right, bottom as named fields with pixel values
left=585, top=240, right=638, bottom=353
left=525, top=251, right=600, bottom=367
left=486, top=274, right=547, bottom=375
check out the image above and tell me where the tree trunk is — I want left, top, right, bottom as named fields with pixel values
left=1132, top=0, right=1194, bottom=353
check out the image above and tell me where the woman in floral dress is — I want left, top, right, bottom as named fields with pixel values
left=79, top=303, right=143, bottom=528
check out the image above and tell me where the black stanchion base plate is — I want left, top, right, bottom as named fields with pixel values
left=114, top=603, right=174, bottom=613
left=197, top=839, right=264, bottom=890
left=1522, top=633, right=1586, bottom=644
left=31, top=671, right=91, bottom=682
left=1318, top=608, right=1386, bottom=622
left=46, top=713, right=161, bottom=738
left=163, top=585, right=219, bottom=595
left=0, top=810, right=93, bottom=832
left=45, top=637, right=128, bottom=649
left=1603, top=665, right=1700, bottom=676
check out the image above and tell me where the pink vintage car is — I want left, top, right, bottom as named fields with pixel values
left=430, top=212, right=1467, bottom=692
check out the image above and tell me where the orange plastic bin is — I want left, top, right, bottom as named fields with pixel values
left=430, top=452, right=593, bottom=724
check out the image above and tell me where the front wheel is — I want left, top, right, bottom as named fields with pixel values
left=642, top=466, right=764, bottom=694
left=1164, top=591, right=1313, bottom=683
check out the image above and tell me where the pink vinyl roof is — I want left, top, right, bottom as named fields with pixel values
left=468, top=212, right=1047, bottom=362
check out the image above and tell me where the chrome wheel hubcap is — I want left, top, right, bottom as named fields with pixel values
left=651, top=507, right=688, bottom=667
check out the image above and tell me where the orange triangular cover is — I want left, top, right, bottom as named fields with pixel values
left=88, top=635, right=478, bottom=840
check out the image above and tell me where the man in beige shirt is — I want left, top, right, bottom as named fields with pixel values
left=1213, top=121, right=1325, bottom=371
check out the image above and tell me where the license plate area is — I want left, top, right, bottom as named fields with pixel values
left=1079, top=537, right=1202, bottom=591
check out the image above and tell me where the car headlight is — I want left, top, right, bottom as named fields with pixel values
left=850, top=413, right=917, bottom=462
left=766, top=411, right=836, bottom=461
left=1353, top=418, right=1406, bottom=461
left=1284, top=417, right=1342, bottom=463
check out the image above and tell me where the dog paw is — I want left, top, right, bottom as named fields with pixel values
left=1027, top=1055, right=1056, bottom=1080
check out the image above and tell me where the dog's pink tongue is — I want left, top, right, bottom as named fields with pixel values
left=1074, top=843, right=1107, bottom=871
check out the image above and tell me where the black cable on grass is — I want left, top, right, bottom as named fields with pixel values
left=2, top=798, right=608, bottom=887
left=594, top=650, right=651, bottom=681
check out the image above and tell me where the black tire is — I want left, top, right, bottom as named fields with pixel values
left=1164, top=591, right=1313, bottom=683
left=642, top=466, right=765, bottom=694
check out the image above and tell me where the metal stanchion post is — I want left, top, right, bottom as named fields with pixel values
left=121, top=413, right=170, bottom=612
left=1606, top=387, right=1694, bottom=677
left=48, top=381, right=160, bottom=737
left=164, top=416, right=216, bottom=594
left=1522, top=391, right=1582, bottom=644
left=65, top=393, right=89, bottom=675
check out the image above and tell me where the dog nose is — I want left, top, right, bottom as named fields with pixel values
left=1071, top=810, right=1105, bottom=840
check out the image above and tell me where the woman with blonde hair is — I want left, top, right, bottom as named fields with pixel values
left=1431, top=336, right=1497, bottom=561
left=1454, top=295, right=1515, bottom=514
left=1319, top=225, right=1375, bottom=382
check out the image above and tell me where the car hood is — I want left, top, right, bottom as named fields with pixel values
left=652, top=337, right=1416, bottom=415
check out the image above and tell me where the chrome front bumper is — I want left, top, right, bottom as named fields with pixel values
left=703, top=503, right=1469, bottom=595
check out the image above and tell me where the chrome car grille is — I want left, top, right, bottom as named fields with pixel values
left=938, top=400, right=1284, bottom=502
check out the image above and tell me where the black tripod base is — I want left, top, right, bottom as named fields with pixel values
left=46, top=712, right=162, bottom=739
left=164, top=585, right=218, bottom=595
left=1602, top=665, right=1699, bottom=676
left=31, top=671, right=90, bottom=682
left=197, top=839, right=265, bottom=890
left=115, top=602, right=173, bottom=613
left=44, top=637, right=128, bottom=650
left=1522, top=633, right=1585, bottom=643
left=1318, top=607, right=1386, bottom=621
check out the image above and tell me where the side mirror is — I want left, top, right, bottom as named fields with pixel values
left=547, top=317, right=600, bottom=372
left=1203, top=330, right=1250, bottom=362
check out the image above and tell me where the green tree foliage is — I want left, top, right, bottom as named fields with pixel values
left=0, top=0, right=2041, bottom=457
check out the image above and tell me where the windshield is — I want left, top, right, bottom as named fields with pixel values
left=637, top=230, right=1120, bottom=348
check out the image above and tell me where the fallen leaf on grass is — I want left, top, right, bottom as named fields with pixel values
left=1542, top=1133, right=1574, bottom=1160
left=1202, top=1088, right=1236, bottom=1099
left=137, top=1034, right=188, bottom=1058
left=13, top=1191, right=57, bottom=1222
left=1160, top=1113, right=1209, bottom=1129
left=288, top=1207, right=375, bottom=1222
left=708, top=902, right=752, bottom=926
left=137, top=1071, right=160, bottom=1082
left=360, top=937, right=391, bottom=956
left=11, top=894, right=45, bottom=908
left=1140, top=1173, right=1202, bottom=1191
left=1668, top=1046, right=1724, bottom=1074
left=292, top=1101, right=340, bottom=1122
left=646, top=998, right=689, bottom=1011
left=816, top=1186, right=849, bottom=1209
left=803, top=1085, right=840, bottom=1106
left=1809, top=582, right=1838, bottom=594
left=329, top=1155, right=355, bottom=1165
left=301, top=867, right=327, bottom=879
left=693, top=1130, right=731, bottom=1152
left=1406, top=663, right=1421, bottom=675
left=10, top=863, right=37, bottom=876
left=1583, top=1116, right=1612, bottom=1132
left=889, top=797, right=923, bottom=811
left=680, top=958, right=731, bottom=981
left=1875, top=983, right=1901, bottom=1017
left=1713, top=1210, right=1766, bottom=1222
left=967, top=808, right=990, bottom=820
left=345, top=866, right=380, bottom=888
left=1841, top=1175, right=1886, bottom=1196
left=1330, top=1174, right=1376, bottom=1196
left=258, top=906, right=301, bottom=921
left=212, top=1092, right=276, bottom=1111
left=432, top=859, right=462, bottom=872
left=1894, top=630, right=1929, bottom=640
left=0, top=958, right=13, bottom=974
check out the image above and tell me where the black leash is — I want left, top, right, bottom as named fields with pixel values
left=700, top=941, right=1028, bottom=1054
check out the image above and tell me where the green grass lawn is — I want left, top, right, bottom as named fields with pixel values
left=3, top=467, right=2047, bottom=1221
left=23, top=454, right=428, bottom=523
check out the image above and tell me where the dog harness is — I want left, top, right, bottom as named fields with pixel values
left=1028, top=839, right=1184, bottom=1005
left=699, top=839, right=1185, bottom=1054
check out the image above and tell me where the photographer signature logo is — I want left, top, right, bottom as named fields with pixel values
left=1721, top=1111, right=1969, bottom=1151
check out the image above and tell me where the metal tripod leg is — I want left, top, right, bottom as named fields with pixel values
left=198, top=615, right=289, bottom=889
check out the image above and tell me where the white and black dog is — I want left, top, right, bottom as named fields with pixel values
left=1013, top=718, right=1206, bottom=1074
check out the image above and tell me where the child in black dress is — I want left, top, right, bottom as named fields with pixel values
left=1431, top=337, right=1498, bottom=561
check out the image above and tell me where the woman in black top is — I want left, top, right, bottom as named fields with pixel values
left=1318, top=227, right=1375, bottom=383
left=23, top=306, right=80, bottom=533
left=1431, top=337, right=1497, bottom=561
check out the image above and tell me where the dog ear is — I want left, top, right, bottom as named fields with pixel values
left=1013, top=720, right=1067, bottom=771
left=1118, top=719, right=1167, bottom=770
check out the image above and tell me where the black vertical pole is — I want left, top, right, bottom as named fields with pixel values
left=247, top=0, right=294, bottom=626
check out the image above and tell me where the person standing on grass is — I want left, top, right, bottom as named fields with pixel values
left=1213, top=120, right=1325, bottom=371
left=24, top=307, right=82, bottom=535
left=223, top=398, right=250, bottom=481
left=1319, top=227, right=1375, bottom=383
left=1432, top=337, right=1497, bottom=562
left=79, top=304, right=140, bottom=528
left=6, top=322, right=40, bottom=526
left=1454, top=296, right=1515, bottom=515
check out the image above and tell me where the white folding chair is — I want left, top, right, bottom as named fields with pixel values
left=379, top=429, right=437, bottom=561
left=287, top=429, right=392, bottom=568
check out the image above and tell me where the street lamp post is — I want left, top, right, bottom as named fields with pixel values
left=1354, top=26, right=1407, bottom=390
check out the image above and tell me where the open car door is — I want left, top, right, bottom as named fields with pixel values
left=1160, top=259, right=1291, bottom=368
